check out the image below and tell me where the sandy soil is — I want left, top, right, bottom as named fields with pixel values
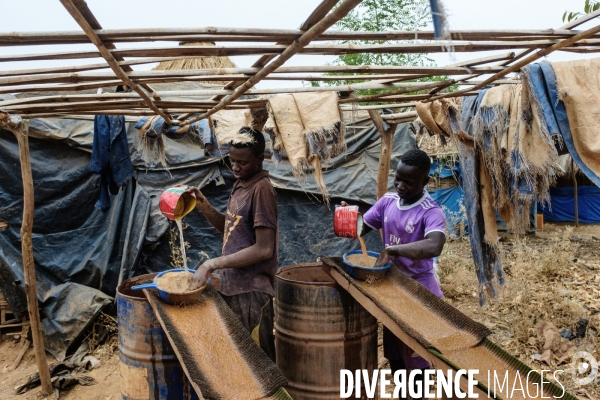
left=0, top=338, right=120, bottom=400
left=155, top=270, right=194, bottom=293
left=1, top=222, right=598, bottom=399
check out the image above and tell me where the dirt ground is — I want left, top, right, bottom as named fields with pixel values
left=437, top=222, right=600, bottom=400
left=0, top=335, right=120, bottom=400
left=1, top=222, right=598, bottom=399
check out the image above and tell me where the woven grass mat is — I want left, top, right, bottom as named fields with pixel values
left=322, top=259, right=576, bottom=400
left=322, top=257, right=491, bottom=353
left=144, top=285, right=288, bottom=400
left=433, top=339, right=577, bottom=400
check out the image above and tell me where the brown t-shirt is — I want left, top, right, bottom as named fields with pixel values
left=219, top=170, right=279, bottom=296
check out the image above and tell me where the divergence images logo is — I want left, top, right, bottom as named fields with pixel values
left=572, top=351, right=598, bottom=386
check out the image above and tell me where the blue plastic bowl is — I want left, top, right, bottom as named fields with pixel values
left=342, top=250, right=392, bottom=281
left=131, top=268, right=209, bottom=305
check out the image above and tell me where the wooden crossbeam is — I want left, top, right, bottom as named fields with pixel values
left=1, top=28, right=600, bottom=46
left=562, top=8, right=600, bottom=30
left=340, top=102, right=416, bottom=110
left=428, top=21, right=600, bottom=101
left=59, top=0, right=172, bottom=123
left=184, top=0, right=385, bottom=125
left=3, top=39, right=599, bottom=62
left=446, top=12, right=600, bottom=90
left=0, top=66, right=507, bottom=87
left=211, top=0, right=339, bottom=106
left=67, top=0, right=159, bottom=97
left=0, top=56, right=202, bottom=78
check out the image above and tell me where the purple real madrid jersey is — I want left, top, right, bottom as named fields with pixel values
left=363, top=190, right=446, bottom=278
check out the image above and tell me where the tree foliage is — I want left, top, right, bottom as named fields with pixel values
left=562, top=0, right=600, bottom=23
left=311, top=0, right=453, bottom=103
left=332, top=0, right=433, bottom=67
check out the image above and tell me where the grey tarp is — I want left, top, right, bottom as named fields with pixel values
left=0, top=109, right=414, bottom=360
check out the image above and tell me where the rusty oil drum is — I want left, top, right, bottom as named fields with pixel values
left=117, top=274, right=198, bottom=400
left=275, top=264, right=377, bottom=399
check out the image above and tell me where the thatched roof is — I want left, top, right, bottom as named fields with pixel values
left=153, top=42, right=237, bottom=83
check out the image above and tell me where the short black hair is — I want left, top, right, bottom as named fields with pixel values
left=399, top=149, right=431, bottom=174
left=230, top=127, right=265, bottom=157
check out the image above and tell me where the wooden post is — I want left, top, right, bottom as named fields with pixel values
left=572, top=157, right=579, bottom=227
left=3, top=116, right=53, bottom=395
left=369, top=109, right=398, bottom=200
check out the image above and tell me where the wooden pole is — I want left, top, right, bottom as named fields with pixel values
left=369, top=109, right=397, bottom=200
left=2, top=39, right=599, bottom=62
left=0, top=66, right=506, bottom=87
left=381, top=111, right=418, bottom=124
left=59, top=0, right=172, bottom=123
left=66, top=0, right=160, bottom=98
left=213, top=0, right=339, bottom=103
left=0, top=56, right=203, bottom=78
left=182, top=0, right=382, bottom=126
left=0, top=114, right=53, bottom=395
left=1, top=27, right=599, bottom=46
left=338, top=80, right=454, bottom=104
left=428, top=22, right=600, bottom=102
left=424, top=15, right=600, bottom=90
left=562, top=8, right=600, bottom=29
left=572, top=157, right=579, bottom=228
left=340, top=102, right=417, bottom=110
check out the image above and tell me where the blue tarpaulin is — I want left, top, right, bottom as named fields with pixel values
left=428, top=186, right=466, bottom=235
left=430, top=160, right=460, bottom=179
left=542, top=186, right=600, bottom=223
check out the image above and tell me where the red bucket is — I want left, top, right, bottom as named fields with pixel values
left=159, top=186, right=197, bottom=220
left=334, top=205, right=363, bottom=238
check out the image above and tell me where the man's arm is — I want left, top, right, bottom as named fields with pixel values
left=374, top=231, right=446, bottom=267
left=190, top=226, right=275, bottom=288
left=193, top=188, right=226, bottom=233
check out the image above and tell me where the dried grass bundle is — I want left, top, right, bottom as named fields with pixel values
left=153, top=42, right=237, bottom=83
left=439, top=225, right=600, bottom=398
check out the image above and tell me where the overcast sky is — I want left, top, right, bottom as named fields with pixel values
left=0, top=0, right=597, bottom=89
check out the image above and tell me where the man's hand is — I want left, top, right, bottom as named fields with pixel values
left=190, top=186, right=207, bottom=203
left=190, top=258, right=220, bottom=289
left=189, top=186, right=226, bottom=233
left=375, top=248, right=392, bottom=267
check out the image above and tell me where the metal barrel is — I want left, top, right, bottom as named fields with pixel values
left=275, top=264, right=378, bottom=400
left=117, top=274, right=198, bottom=400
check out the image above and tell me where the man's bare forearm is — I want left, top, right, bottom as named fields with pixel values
left=190, top=227, right=275, bottom=289
left=205, top=243, right=273, bottom=271
left=195, top=194, right=225, bottom=233
left=385, top=241, right=438, bottom=259
left=385, top=232, right=446, bottom=260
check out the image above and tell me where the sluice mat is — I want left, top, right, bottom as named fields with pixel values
left=431, top=339, right=577, bottom=400
left=322, top=257, right=491, bottom=353
left=322, top=258, right=576, bottom=400
left=143, top=286, right=288, bottom=400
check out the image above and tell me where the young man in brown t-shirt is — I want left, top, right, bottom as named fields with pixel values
left=190, top=127, right=278, bottom=361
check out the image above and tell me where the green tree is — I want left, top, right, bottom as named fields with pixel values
left=311, top=0, right=453, bottom=104
left=563, top=0, right=600, bottom=23
left=333, top=0, right=432, bottom=67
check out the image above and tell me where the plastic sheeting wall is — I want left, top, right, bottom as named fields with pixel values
left=543, top=186, right=600, bottom=223
left=0, top=115, right=414, bottom=359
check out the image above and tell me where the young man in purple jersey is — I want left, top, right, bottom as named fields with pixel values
left=361, top=149, right=446, bottom=396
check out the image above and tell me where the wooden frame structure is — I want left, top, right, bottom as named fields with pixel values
left=0, top=2, right=599, bottom=120
left=1, top=0, right=599, bottom=395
